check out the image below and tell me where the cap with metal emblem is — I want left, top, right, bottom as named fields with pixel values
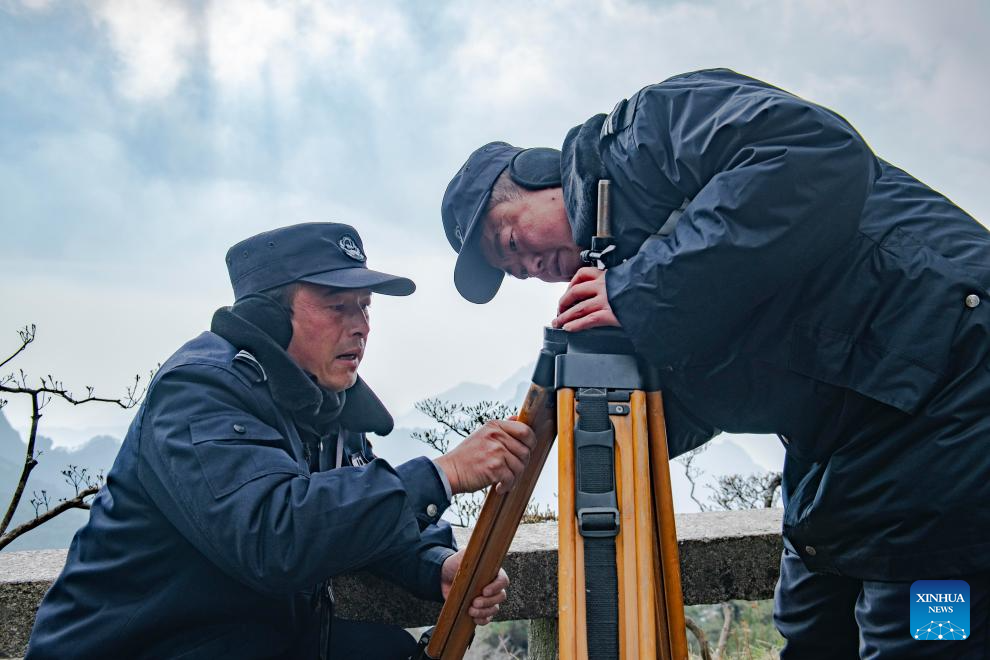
left=441, top=142, right=562, bottom=304
left=225, top=222, right=415, bottom=300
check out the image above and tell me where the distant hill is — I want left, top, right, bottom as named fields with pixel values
left=10, top=423, right=130, bottom=450
left=392, top=362, right=534, bottom=430
left=0, top=411, right=21, bottom=477
left=0, top=407, right=20, bottom=450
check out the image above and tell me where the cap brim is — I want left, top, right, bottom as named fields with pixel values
left=299, top=267, right=416, bottom=296
left=453, top=188, right=505, bottom=304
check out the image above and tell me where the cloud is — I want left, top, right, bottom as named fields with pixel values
left=89, top=0, right=197, bottom=101
left=2, top=0, right=987, bottom=436
left=14, top=0, right=56, bottom=10
left=203, top=0, right=417, bottom=116
left=27, top=0, right=419, bottom=107
left=205, top=0, right=294, bottom=91
left=54, top=0, right=990, bottom=159
left=803, top=0, right=990, bottom=153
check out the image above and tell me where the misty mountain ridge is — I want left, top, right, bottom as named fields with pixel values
left=9, top=423, right=131, bottom=450
left=391, top=362, right=534, bottom=430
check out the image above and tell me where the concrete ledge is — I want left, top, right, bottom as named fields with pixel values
left=0, top=509, right=783, bottom=656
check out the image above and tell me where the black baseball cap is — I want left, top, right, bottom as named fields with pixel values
left=441, top=142, right=562, bottom=304
left=225, top=222, right=415, bottom=300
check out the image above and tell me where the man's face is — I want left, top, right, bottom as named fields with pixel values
left=479, top=187, right=582, bottom=282
left=286, top=283, right=371, bottom=392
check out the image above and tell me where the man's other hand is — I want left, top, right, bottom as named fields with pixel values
left=434, top=419, right=536, bottom=494
left=440, top=549, right=509, bottom=626
left=553, top=267, right=621, bottom=332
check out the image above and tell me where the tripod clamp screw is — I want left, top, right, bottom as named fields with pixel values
left=580, top=240, right=619, bottom=270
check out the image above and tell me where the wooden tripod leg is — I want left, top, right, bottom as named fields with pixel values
left=557, top=388, right=579, bottom=660
left=653, top=539, right=673, bottom=660
left=646, top=392, right=689, bottom=660
left=426, top=383, right=557, bottom=660
left=613, top=411, right=640, bottom=659
left=599, top=395, right=684, bottom=660
left=629, top=392, right=660, bottom=660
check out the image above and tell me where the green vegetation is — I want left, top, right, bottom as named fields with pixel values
left=686, top=600, right=784, bottom=659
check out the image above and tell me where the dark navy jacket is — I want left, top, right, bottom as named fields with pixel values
left=27, top=329, right=455, bottom=659
left=562, top=69, right=990, bottom=581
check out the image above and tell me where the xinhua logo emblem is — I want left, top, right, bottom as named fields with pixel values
left=910, top=580, right=970, bottom=641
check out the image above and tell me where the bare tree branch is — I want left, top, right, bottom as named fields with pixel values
left=60, top=465, right=103, bottom=497
left=0, top=374, right=146, bottom=410
left=30, top=489, right=51, bottom=517
left=710, top=472, right=782, bottom=511
left=450, top=490, right=486, bottom=528
left=714, top=601, right=735, bottom=659
left=762, top=473, right=782, bottom=509
left=413, top=398, right=515, bottom=443
left=0, top=485, right=98, bottom=552
left=415, top=398, right=470, bottom=438
left=410, top=427, right=454, bottom=455
left=0, top=324, right=150, bottom=547
left=686, top=616, right=713, bottom=660
left=0, top=324, right=35, bottom=371
left=412, top=397, right=540, bottom=528
left=0, top=391, right=42, bottom=537
left=676, top=446, right=710, bottom=511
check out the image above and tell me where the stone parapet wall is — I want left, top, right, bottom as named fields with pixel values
left=0, top=509, right=783, bottom=658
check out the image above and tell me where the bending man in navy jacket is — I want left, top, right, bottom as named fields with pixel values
left=28, top=222, right=535, bottom=659
left=441, top=69, right=990, bottom=658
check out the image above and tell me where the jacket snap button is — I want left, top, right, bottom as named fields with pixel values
left=965, top=294, right=980, bottom=309
left=804, top=545, right=817, bottom=556
left=233, top=424, right=246, bottom=434
left=426, top=503, right=438, bottom=518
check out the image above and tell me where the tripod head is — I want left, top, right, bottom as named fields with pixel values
left=540, top=326, right=660, bottom=393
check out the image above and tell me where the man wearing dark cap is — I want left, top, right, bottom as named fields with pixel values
left=442, top=69, right=990, bottom=657
left=27, top=222, right=534, bottom=659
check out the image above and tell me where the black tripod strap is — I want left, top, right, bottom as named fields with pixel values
left=575, top=389, right=619, bottom=660
left=584, top=537, right=619, bottom=658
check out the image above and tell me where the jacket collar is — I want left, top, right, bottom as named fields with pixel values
left=561, top=113, right=608, bottom=248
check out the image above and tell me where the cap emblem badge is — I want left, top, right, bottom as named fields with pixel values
left=338, top=235, right=366, bottom=262
left=454, top=225, right=463, bottom=247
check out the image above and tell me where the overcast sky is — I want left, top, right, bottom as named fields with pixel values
left=2, top=0, right=988, bottom=442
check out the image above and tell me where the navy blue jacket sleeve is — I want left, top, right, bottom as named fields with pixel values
left=604, top=70, right=878, bottom=368
left=136, top=362, right=451, bottom=596
left=365, top=519, right=458, bottom=601
left=361, top=441, right=458, bottom=601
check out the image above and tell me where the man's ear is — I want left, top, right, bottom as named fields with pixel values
left=230, top=293, right=294, bottom=348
